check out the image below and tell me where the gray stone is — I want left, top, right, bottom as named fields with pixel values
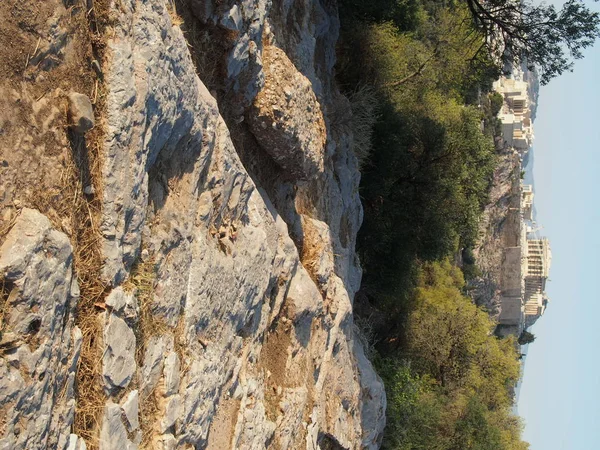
left=163, top=352, right=180, bottom=396
left=69, top=327, right=83, bottom=374
left=0, top=209, right=80, bottom=449
left=157, top=434, right=176, bottom=450
left=247, top=46, right=326, bottom=181
left=105, top=287, right=137, bottom=321
left=354, top=340, right=386, bottom=449
left=0, top=208, right=52, bottom=278
left=66, top=434, right=87, bottom=450
left=160, top=394, right=182, bottom=433
left=220, top=5, right=242, bottom=31
left=102, top=313, right=136, bottom=391
left=121, top=390, right=140, bottom=432
left=99, top=402, right=136, bottom=450
left=140, top=336, right=165, bottom=397
left=67, top=92, right=95, bottom=133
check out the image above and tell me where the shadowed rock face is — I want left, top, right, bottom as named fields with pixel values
left=0, top=0, right=386, bottom=448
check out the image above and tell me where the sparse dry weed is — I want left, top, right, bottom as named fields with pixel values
left=166, top=0, right=184, bottom=27
left=70, top=1, right=113, bottom=447
left=299, top=218, right=327, bottom=286
left=124, top=253, right=170, bottom=448
left=331, top=85, right=379, bottom=169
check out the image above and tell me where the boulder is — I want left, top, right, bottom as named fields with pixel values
left=247, top=46, right=326, bottom=181
left=0, top=209, right=82, bottom=449
left=68, top=92, right=95, bottom=133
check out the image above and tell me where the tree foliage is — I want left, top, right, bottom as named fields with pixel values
left=335, top=1, right=538, bottom=447
left=358, top=91, right=495, bottom=287
left=337, top=0, right=497, bottom=315
left=518, top=330, right=536, bottom=345
left=464, top=0, right=600, bottom=84
left=377, top=261, right=528, bottom=450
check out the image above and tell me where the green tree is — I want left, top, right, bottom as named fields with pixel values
left=518, top=330, right=536, bottom=345
left=463, top=0, right=600, bottom=84
left=406, top=261, right=521, bottom=394
left=490, top=92, right=504, bottom=116
left=378, top=261, right=528, bottom=450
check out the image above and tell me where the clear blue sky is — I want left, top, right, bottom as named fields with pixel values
left=518, top=2, right=600, bottom=448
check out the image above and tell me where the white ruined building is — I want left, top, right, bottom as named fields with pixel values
left=494, top=75, right=535, bottom=153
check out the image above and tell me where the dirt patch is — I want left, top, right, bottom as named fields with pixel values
left=206, top=388, right=241, bottom=450
left=260, top=317, right=294, bottom=422
left=259, top=299, right=317, bottom=449
left=0, top=0, right=110, bottom=239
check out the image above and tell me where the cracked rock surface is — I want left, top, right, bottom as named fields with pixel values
left=0, top=209, right=81, bottom=450
left=0, top=0, right=386, bottom=448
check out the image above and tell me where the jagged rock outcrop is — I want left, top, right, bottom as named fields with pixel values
left=0, top=209, right=81, bottom=450
left=0, top=0, right=386, bottom=448
left=471, top=152, right=522, bottom=315
left=248, top=45, right=327, bottom=181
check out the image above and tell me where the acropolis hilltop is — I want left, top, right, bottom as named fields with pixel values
left=492, top=66, right=551, bottom=338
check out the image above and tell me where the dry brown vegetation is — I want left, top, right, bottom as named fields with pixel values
left=67, top=1, right=112, bottom=447
left=298, top=218, right=328, bottom=288
left=123, top=253, right=190, bottom=448
left=173, top=0, right=223, bottom=94
left=123, top=253, right=164, bottom=448
left=166, top=0, right=185, bottom=28
left=0, top=278, right=14, bottom=344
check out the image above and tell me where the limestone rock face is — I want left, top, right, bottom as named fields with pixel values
left=94, top=0, right=385, bottom=446
left=248, top=45, right=326, bottom=181
left=0, top=0, right=386, bottom=448
left=0, top=209, right=81, bottom=449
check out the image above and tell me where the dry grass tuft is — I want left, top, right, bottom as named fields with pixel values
left=0, top=210, right=18, bottom=247
left=0, top=277, right=14, bottom=342
left=299, top=218, right=327, bottom=286
left=174, top=0, right=223, bottom=93
left=166, top=0, right=185, bottom=28
left=138, top=389, right=161, bottom=449
left=70, top=1, right=114, bottom=447
left=353, top=314, right=379, bottom=360
left=122, top=253, right=166, bottom=367
left=124, top=253, right=191, bottom=448
left=331, top=85, right=379, bottom=169
left=348, top=85, right=379, bottom=168
left=70, top=114, right=109, bottom=450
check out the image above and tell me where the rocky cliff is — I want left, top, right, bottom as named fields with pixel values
left=470, top=151, right=522, bottom=316
left=0, top=0, right=386, bottom=449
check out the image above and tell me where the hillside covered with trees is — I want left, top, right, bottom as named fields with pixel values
left=337, top=0, right=600, bottom=447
